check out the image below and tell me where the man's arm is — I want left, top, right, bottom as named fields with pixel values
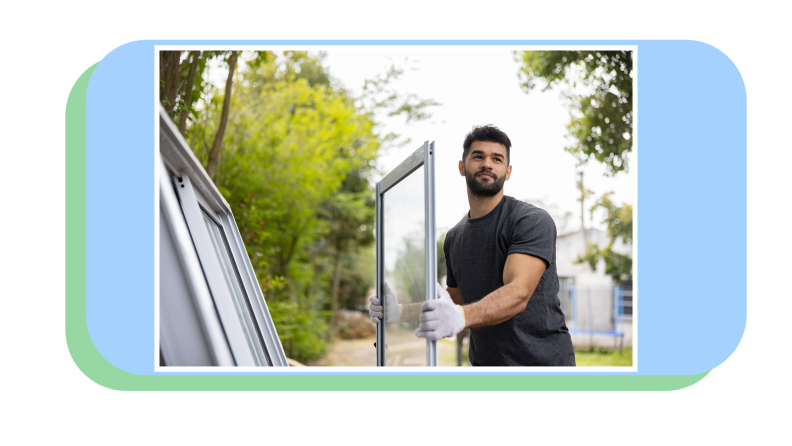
left=461, top=253, right=546, bottom=329
left=400, top=287, right=461, bottom=324
left=389, top=289, right=461, bottom=325
left=447, top=287, right=463, bottom=306
left=399, top=302, right=423, bottom=324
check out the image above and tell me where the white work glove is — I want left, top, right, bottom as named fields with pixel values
left=369, top=282, right=402, bottom=324
left=415, top=286, right=466, bottom=340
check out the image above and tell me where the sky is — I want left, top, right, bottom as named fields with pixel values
left=207, top=47, right=636, bottom=235
left=322, top=48, right=635, bottom=235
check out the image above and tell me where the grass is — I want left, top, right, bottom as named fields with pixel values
left=441, top=339, right=633, bottom=367
left=574, top=348, right=633, bottom=367
left=309, top=336, right=632, bottom=367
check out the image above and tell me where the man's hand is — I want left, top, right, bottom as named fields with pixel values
left=415, top=286, right=465, bottom=340
left=368, top=282, right=402, bottom=324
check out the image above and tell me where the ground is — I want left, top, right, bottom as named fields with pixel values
left=308, top=335, right=632, bottom=367
left=307, top=335, right=466, bottom=366
left=574, top=347, right=633, bottom=366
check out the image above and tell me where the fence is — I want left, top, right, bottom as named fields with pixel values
left=558, top=281, right=632, bottom=350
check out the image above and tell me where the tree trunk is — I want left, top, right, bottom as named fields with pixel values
left=281, top=230, right=301, bottom=303
left=330, top=248, right=343, bottom=331
left=178, top=51, right=200, bottom=135
left=206, top=51, right=238, bottom=179
left=159, top=51, right=181, bottom=113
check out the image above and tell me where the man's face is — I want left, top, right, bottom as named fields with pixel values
left=459, top=140, right=512, bottom=197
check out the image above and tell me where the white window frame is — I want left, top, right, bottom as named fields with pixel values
left=159, top=155, right=235, bottom=367
left=158, top=107, right=288, bottom=367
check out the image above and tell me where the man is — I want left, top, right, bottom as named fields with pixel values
left=370, top=125, right=575, bottom=366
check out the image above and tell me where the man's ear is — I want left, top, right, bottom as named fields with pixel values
left=458, top=160, right=465, bottom=176
left=505, top=165, right=512, bottom=181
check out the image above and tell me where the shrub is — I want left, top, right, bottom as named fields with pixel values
left=269, top=301, right=328, bottom=363
left=336, top=310, right=376, bottom=340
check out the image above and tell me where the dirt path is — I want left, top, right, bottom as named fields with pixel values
left=308, top=336, right=468, bottom=367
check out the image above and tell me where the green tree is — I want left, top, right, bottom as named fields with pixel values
left=177, top=51, right=200, bottom=134
left=221, top=72, right=375, bottom=285
left=160, top=50, right=274, bottom=186
left=514, top=51, right=633, bottom=176
left=576, top=193, right=633, bottom=285
left=336, top=244, right=376, bottom=311
left=393, top=230, right=426, bottom=307
left=182, top=52, right=378, bottom=361
left=317, top=169, right=376, bottom=328
left=181, top=51, right=437, bottom=362
left=436, top=231, right=447, bottom=280
left=206, top=50, right=238, bottom=179
left=159, top=50, right=239, bottom=133
left=159, top=51, right=182, bottom=116
left=392, top=229, right=448, bottom=305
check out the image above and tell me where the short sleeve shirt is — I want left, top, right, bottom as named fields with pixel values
left=444, top=195, right=575, bottom=366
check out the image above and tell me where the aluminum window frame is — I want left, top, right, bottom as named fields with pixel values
left=376, top=141, right=438, bottom=367
left=159, top=155, right=235, bottom=367
left=158, top=107, right=288, bottom=367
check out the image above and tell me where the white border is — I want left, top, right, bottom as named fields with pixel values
left=154, top=50, right=161, bottom=368
left=154, top=44, right=638, bottom=373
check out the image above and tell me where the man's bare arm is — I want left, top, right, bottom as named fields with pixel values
left=394, top=288, right=462, bottom=324
left=461, top=253, right=546, bottom=329
left=447, top=287, right=463, bottom=306
left=398, top=302, right=423, bottom=324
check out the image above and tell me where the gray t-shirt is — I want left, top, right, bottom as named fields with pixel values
left=444, top=195, right=575, bottom=366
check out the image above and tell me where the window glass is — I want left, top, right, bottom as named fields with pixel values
left=382, top=165, right=427, bottom=366
left=201, top=209, right=270, bottom=366
left=622, top=281, right=633, bottom=318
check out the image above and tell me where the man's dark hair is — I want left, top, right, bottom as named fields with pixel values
left=462, top=125, right=512, bottom=165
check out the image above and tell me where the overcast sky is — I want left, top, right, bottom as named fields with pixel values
left=323, top=48, right=635, bottom=234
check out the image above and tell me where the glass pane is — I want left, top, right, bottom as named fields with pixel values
left=622, top=282, right=633, bottom=317
left=202, top=209, right=269, bottom=366
left=383, top=165, right=427, bottom=366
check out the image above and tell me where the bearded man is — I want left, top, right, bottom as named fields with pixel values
left=370, top=125, right=575, bottom=366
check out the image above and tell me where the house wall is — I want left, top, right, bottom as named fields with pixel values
left=556, top=228, right=633, bottom=349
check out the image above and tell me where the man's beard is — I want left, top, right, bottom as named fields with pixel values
left=465, top=168, right=506, bottom=197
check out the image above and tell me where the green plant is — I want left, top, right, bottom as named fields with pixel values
left=576, top=192, right=633, bottom=285
left=268, top=301, right=329, bottom=363
left=574, top=347, right=633, bottom=367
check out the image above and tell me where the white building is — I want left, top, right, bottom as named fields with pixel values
left=555, top=228, right=633, bottom=349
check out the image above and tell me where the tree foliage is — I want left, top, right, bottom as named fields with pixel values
left=514, top=51, right=633, bottom=176
left=576, top=193, right=633, bottom=285
left=159, top=51, right=238, bottom=126
left=175, top=51, right=436, bottom=362
left=392, top=230, right=448, bottom=308
left=436, top=232, right=447, bottom=280
left=210, top=55, right=376, bottom=360
left=317, top=169, right=376, bottom=326
left=357, top=62, right=441, bottom=149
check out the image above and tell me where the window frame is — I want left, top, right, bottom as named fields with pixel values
left=621, top=281, right=633, bottom=319
left=159, top=155, right=235, bottom=367
left=376, top=141, right=438, bottom=367
left=158, top=107, right=288, bottom=367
